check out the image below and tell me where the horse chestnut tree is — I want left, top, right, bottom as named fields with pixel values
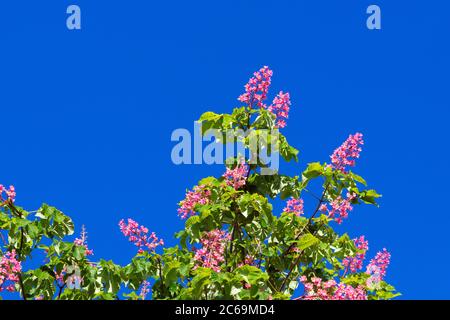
left=0, top=67, right=399, bottom=300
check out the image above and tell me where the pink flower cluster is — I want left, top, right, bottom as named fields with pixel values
left=238, top=255, right=256, bottom=268
left=238, top=67, right=292, bottom=128
left=320, top=192, right=357, bottom=224
left=55, top=267, right=66, bottom=286
left=194, top=229, right=230, bottom=272
left=238, top=66, right=273, bottom=109
left=300, top=276, right=367, bottom=300
left=74, top=225, right=94, bottom=256
left=366, top=248, right=391, bottom=280
left=139, top=280, right=150, bottom=300
left=0, top=250, right=22, bottom=292
left=343, top=236, right=369, bottom=273
left=223, top=159, right=249, bottom=190
left=268, top=91, right=291, bottom=128
left=300, top=276, right=337, bottom=300
left=0, top=185, right=16, bottom=203
left=238, top=66, right=291, bottom=128
left=333, top=283, right=367, bottom=300
left=178, top=185, right=211, bottom=219
left=283, top=197, right=304, bottom=216
left=119, top=219, right=164, bottom=254
left=330, top=133, right=364, bottom=173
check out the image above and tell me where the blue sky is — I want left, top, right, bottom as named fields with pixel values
left=0, top=0, right=449, bottom=299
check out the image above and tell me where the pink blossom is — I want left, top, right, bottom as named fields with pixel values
left=194, top=229, right=230, bottom=272
left=238, top=255, right=256, bottom=267
left=178, top=185, right=211, bottom=219
left=55, top=266, right=67, bottom=286
left=333, top=283, right=367, bottom=300
left=119, top=219, right=164, bottom=253
left=319, top=204, right=328, bottom=212
left=0, top=250, right=22, bottom=292
left=311, top=277, right=322, bottom=286
left=342, top=236, right=369, bottom=273
left=238, top=66, right=273, bottom=109
left=268, top=91, right=291, bottom=128
left=322, top=192, right=357, bottom=224
left=300, top=276, right=367, bottom=300
left=330, top=133, right=364, bottom=173
left=74, top=225, right=94, bottom=256
left=283, top=197, right=304, bottom=216
left=366, top=248, right=391, bottom=279
left=222, top=159, right=249, bottom=190
left=238, top=67, right=293, bottom=128
left=366, top=265, right=382, bottom=289
left=139, top=280, right=151, bottom=300
left=0, top=185, right=16, bottom=203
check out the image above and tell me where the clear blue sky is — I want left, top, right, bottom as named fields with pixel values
left=0, top=1, right=448, bottom=299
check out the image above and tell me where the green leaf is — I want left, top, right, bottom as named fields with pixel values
left=278, top=134, right=299, bottom=162
left=303, top=162, right=324, bottom=180
left=199, top=111, right=221, bottom=122
left=36, top=204, right=74, bottom=238
left=359, top=189, right=382, bottom=205
left=185, top=215, right=200, bottom=229
left=350, top=172, right=367, bottom=186
left=297, top=233, right=320, bottom=251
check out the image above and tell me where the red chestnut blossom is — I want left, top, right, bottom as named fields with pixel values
left=268, top=91, right=291, bottom=128
left=238, top=255, right=256, bottom=267
left=333, top=283, right=367, bottom=300
left=223, top=159, right=249, bottom=190
left=300, top=276, right=337, bottom=300
left=119, top=219, right=164, bottom=254
left=194, top=229, right=230, bottom=272
left=55, top=267, right=66, bottom=286
left=330, top=133, right=364, bottom=173
left=319, top=203, right=328, bottom=212
left=238, top=66, right=273, bottom=109
left=321, top=192, right=357, bottom=224
left=300, top=276, right=367, bottom=300
left=139, top=280, right=150, bottom=300
left=178, top=185, right=211, bottom=219
left=74, top=225, right=94, bottom=256
left=283, top=197, right=304, bottom=216
left=0, top=185, right=16, bottom=203
left=238, top=67, right=293, bottom=128
left=0, top=250, right=22, bottom=292
left=342, top=236, right=369, bottom=273
left=365, top=249, right=390, bottom=289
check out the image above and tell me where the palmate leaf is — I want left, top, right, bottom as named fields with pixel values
left=36, top=204, right=74, bottom=238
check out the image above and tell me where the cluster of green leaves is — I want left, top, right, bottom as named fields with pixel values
left=0, top=202, right=164, bottom=300
left=199, top=107, right=299, bottom=165
left=0, top=104, right=399, bottom=300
